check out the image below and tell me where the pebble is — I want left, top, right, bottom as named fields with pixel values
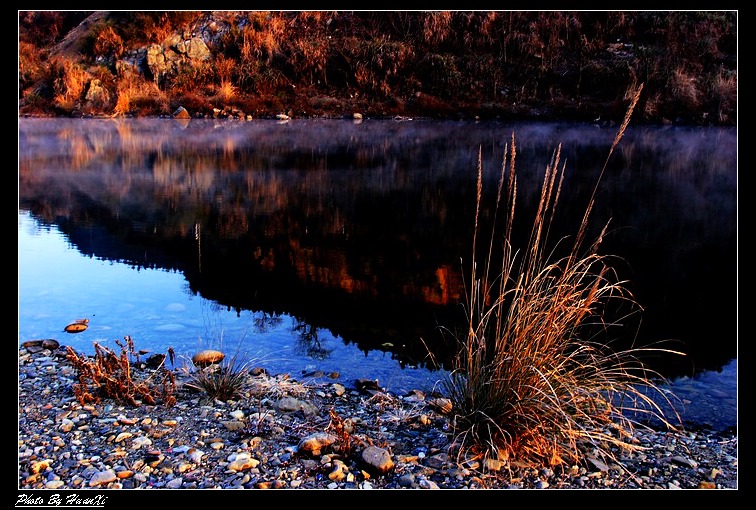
left=18, top=345, right=737, bottom=490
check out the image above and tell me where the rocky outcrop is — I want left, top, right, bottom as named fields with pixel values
left=49, top=12, right=216, bottom=114
left=145, top=35, right=211, bottom=85
left=84, top=78, right=110, bottom=109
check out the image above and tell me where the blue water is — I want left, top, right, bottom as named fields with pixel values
left=17, top=116, right=737, bottom=432
left=18, top=211, right=447, bottom=395
left=19, top=210, right=736, bottom=431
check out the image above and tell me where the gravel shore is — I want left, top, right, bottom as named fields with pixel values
left=18, top=342, right=738, bottom=492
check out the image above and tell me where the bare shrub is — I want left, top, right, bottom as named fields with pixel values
left=242, top=12, right=286, bottom=64
left=19, top=41, right=46, bottom=88
left=668, top=67, right=701, bottom=110
left=66, top=336, right=176, bottom=407
left=710, top=69, right=737, bottom=123
left=422, top=11, right=453, bottom=46
left=92, top=25, right=125, bottom=59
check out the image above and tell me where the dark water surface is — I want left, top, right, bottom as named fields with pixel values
left=18, top=118, right=737, bottom=430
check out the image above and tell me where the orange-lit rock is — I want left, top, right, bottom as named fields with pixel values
left=192, top=349, right=225, bottom=367
left=64, top=319, right=89, bottom=333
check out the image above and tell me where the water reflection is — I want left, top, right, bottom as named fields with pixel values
left=18, top=118, right=736, bottom=383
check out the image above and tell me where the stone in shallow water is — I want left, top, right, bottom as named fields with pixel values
left=21, top=339, right=60, bottom=351
left=192, top=349, right=225, bottom=366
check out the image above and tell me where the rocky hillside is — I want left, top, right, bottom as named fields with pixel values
left=18, top=11, right=737, bottom=125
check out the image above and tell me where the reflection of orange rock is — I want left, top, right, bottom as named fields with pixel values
left=430, top=265, right=461, bottom=305
left=192, top=349, right=225, bottom=367
left=416, top=265, right=462, bottom=305
left=64, top=318, right=89, bottom=333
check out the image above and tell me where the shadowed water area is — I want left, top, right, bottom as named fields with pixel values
left=18, top=118, right=737, bottom=430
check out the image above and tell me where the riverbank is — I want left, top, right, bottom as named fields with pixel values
left=19, top=12, right=736, bottom=127
left=19, top=343, right=737, bottom=490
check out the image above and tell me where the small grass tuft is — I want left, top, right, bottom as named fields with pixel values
left=181, top=355, right=251, bottom=402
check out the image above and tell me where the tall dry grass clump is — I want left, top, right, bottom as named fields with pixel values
left=443, top=84, right=683, bottom=469
left=113, top=74, right=169, bottom=116
left=50, top=57, right=89, bottom=111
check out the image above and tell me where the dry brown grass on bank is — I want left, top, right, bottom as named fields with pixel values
left=443, top=84, right=684, bottom=470
left=18, top=12, right=736, bottom=123
left=113, top=74, right=170, bottom=116
left=50, top=58, right=89, bottom=112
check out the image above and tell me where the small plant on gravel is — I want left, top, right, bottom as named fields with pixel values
left=66, top=336, right=176, bottom=407
left=242, top=400, right=276, bottom=437
left=248, top=371, right=311, bottom=398
left=326, top=407, right=355, bottom=456
left=443, top=84, right=683, bottom=469
left=181, top=355, right=251, bottom=402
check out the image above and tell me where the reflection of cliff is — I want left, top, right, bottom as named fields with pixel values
left=18, top=119, right=738, bottom=376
